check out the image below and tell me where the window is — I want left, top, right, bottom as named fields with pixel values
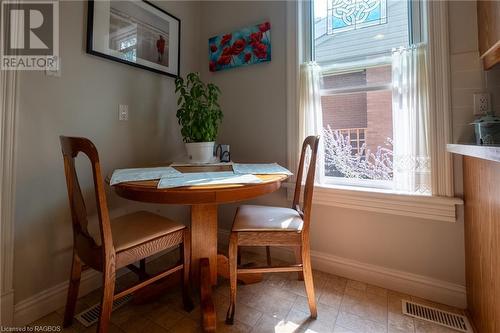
left=312, top=0, right=424, bottom=191
left=329, top=0, right=388, bottom=34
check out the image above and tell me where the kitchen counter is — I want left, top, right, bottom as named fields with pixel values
left=447, top=144, right=500, bottom=163
left=449, top=143, right=500, bottom=332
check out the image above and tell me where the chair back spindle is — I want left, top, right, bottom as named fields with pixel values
left=292, top=136, right=320, bottom=233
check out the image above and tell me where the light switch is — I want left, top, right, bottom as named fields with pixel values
left=45, top=56, right=61, bottom=77
left=119, top=104, right=129, bottom=121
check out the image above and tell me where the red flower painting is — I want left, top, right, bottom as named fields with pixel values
left=253, top=42, right=268, bottom=59
left=209, top=22, right=271, bottom=72
left=249, top=31, right=263, bottom=46
left=209, top=60, right=216, bottom=72
left=220, top=34, right=232, bottom=46
left=231, top=39, right=246, bottom=55
left=259, top=22, right=271, bottom=32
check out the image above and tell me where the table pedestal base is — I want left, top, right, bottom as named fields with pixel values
left=135, top=204, right=264, bottom=332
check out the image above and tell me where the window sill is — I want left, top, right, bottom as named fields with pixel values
left=283, top=182, right=463, bottom=223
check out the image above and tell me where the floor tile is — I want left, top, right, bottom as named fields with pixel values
left=251, top=314, right=294, bottom=333
left=346, top=280, right=367, bottom=292
left=81, top=322, right=124, bottom=333
left=388, top=312, right=415, bottom=333
left=147, top=304, right=186, bottom=330
left=246, top=292, right=296, bottom=319
left=333, top=325, right=359, bottom=333
left=388, top=292, right=412, bottom=314
left=414, top=319, right=460, bottom=333
left=118, top=316, right=168, bottom=333
left=217, top=319, right=252, bottom=333
left=286, top=308, right=335, bottom=332
left=28, top=312, right=78, bottom=333
left=167, top=317, right=200, bottom=333
left=337, top=312, right=368, bottom=332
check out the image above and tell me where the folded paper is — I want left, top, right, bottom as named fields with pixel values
left=232, top=163, right=292, bottom=175
left=157, top=172, right=262, bottom=189
left=110, top=167, right=182, bottom=185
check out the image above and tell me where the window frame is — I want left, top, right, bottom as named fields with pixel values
left=285, top=0, right=461, bottom=221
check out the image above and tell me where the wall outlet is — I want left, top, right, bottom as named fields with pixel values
left=473, top=93, right=491, bottom=116
left=119, top=104, right=129, bottom=121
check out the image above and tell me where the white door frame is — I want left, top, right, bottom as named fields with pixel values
left=0, top=66, right=18, bottom=326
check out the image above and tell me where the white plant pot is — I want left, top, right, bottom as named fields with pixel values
left=185, top=142, right=215, bottom=163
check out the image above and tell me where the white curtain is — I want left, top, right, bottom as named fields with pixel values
left=392, top=44, right=431, bottom=194
left=299, top=61, right=324, bottom=183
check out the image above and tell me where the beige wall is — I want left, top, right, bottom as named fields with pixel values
left=13, top=1, right=200, bottom=303
left=200, top=1, right=467, bottom=288
left=199, top=1, right=287, bottom=167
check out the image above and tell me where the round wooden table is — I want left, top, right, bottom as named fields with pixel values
left=112, top=165, right=288, bottom=331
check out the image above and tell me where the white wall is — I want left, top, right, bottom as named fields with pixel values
left=13, top=1, right=200, bottom=303
left=199, top=1, right=468, bottom=298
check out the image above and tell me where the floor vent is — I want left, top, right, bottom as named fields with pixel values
left=402, top=300, right=473, bottom=333
left=75, top=294, right=133, bottom=327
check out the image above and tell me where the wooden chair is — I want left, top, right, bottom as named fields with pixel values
left=60, top=136, right=192, bottom=333
left=226, top=135, right=320, bottom=324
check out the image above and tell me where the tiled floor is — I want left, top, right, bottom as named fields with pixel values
left=29, top=250, right=466, bottom=333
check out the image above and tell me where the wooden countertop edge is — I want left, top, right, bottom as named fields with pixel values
left=447, top=144, right=500, bottom=163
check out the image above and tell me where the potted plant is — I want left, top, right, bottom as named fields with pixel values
left=175, top=72, right=223, bottom=163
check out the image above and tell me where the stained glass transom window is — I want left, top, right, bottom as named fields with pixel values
left=327, top=0, right=387, bottom=34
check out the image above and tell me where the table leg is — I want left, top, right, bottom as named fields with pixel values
left=191, top=204, right=218, bottom=286
left=200, top=258, right=216, bottom=332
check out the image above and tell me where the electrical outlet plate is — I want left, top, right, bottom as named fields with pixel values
left=473, top=93, right=491, bottom=116
left=119, top=104, right=129, bottom=121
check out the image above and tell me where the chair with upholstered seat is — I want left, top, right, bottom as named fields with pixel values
left=60, top=136, right=192, bottom=333
left=226, top=135, right=320, bottom=324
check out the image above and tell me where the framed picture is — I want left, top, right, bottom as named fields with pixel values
left=208, top=21, right=271, bottom=72
left=87, top=0, right=180, bottom=77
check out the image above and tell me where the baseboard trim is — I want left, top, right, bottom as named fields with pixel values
left=1, top=289, right=15, bottom=325
left=13, top=269, right=101, bottom=326
left=310, top=250, right=466, bottom=308
left=218, top=229, right=466, bottom=308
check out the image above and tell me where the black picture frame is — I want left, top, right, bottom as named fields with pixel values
left=86, top=0, right=181, bottom=78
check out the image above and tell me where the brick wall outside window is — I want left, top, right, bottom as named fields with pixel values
left=321, top=65, right=392, bottom=155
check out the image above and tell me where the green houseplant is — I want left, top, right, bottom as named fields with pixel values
left=175, top=72, right=223, bottom=163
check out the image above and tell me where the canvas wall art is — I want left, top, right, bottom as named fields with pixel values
left=87, top=0, right=180, bottom=77
left=208, top=21, right=271, bottom=72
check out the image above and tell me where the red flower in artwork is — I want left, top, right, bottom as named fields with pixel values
left=249, top=31, right=263, bottom=46
left=210, top=44, right=217, bottom=53
left=220, top=34, right=232, bottom=46
left=253, top=42, right=268, bottom=59
left=217, top=55, right=232, bottom=65
left=244, top=53, right=252, bottom=62
left=259, top=21, right=271, bottom=32
left=209, top=60, right=216, bottom=72
left=221, top=46, right=232, bottom=56
left=231, top=39, right=246, bottom=55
